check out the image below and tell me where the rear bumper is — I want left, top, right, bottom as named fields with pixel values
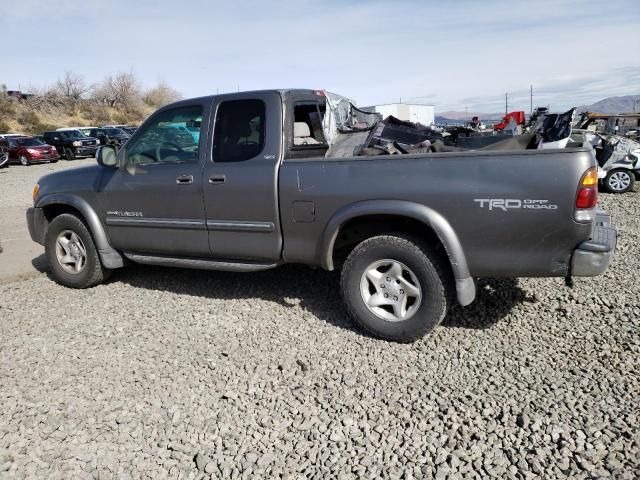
left=26, top=207, right=48, bottom=245
left=571, top=210, right=617, bottom=276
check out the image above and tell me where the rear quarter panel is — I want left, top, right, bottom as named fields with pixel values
left=279, top=148, right=595, bottom=277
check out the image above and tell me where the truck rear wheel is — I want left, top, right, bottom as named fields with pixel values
left=45, top=213, right=110, bottom=288
left=340, top=234, right=450, bottom=342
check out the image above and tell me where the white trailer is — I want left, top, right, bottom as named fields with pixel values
left=363, top=103, right=435, bottom=126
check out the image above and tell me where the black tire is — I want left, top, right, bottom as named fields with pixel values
left=604, top=169, right=634, bottom=193
left=64, top=148, right=76, bottom=160
left=340, top=234, right=451, bottom=342
left=19, top=155, right=30, bottom=166
left=49, top=158, right=58, bottom=163
left=45, top=213, right=110, bottom=288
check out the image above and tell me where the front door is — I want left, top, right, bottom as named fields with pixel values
left=98, top=103, right=210, bottom=257
left=202, top=93, right=283, bottom=261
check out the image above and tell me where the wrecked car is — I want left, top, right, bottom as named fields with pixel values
left=327, top=106, right=576, bottom=157
left=593, top=133, right=640, bottom=193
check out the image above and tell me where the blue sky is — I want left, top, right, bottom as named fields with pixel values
left=1, top=0, right=639, bottom=113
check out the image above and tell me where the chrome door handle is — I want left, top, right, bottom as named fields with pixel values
left=209, top=174, right=226, bottom=184
left=176, top=174, right=193, bottom=184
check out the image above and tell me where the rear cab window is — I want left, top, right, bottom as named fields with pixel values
left=212, top=99, right=266, bottom=163
left=283, top=94, right=329, bottom=160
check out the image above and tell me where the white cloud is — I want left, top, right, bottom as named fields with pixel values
left=1, top=0, right=638, bottom=112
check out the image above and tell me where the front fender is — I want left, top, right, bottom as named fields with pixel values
left=36, top=193, right=124, bottom=269
left=320, top=199, right=475, bottom=306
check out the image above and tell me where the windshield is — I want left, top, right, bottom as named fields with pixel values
left=59, top=130, right=84, bottom=138
left=14, top=137, right=45, bottom=147
left=105, top=128, right=126, bottom=136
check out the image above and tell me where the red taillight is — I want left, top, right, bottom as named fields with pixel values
left=575, top=167, right=598, bottom=220
left=576, top=187, right=597, bottom=209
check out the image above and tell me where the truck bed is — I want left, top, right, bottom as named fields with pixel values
left=278, top=147, right=595, bottom=278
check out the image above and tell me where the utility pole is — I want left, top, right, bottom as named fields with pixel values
left=465, top=105, right=468, bottom=119
left=530, top=85, right=533, bottom=115
left=505, top=92, right=508, bottom=115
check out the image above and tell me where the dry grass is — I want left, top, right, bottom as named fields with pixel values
left=1, top=95, right=154, bottom=134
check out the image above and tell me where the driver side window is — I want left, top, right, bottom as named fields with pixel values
left=125, top=105, right=203, bottom=165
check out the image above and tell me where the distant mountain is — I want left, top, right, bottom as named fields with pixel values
left=435, top=115, right=464, bottom=125
left=578, top=94, right=640, bottom=114
left=434, top=94, right=640, bottom=124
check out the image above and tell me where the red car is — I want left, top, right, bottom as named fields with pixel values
left=0, top=136, right=59, bottom=166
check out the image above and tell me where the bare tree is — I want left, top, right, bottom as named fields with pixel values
left=23, top=83, right=64, bottom=111
left=143, top=81, right=182, bottom=108
left=55, top=71, right=89, bottom=100
left=93, top=71, right=141, bottom=109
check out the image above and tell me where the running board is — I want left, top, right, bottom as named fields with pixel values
left=123, top=253, right=280, bottom=272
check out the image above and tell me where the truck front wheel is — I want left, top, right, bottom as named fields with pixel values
left=45, top=213, right=110, bottom=288
left=340, top=234, right=450, bottom=342
left=64, top=148, right=76, bottom=160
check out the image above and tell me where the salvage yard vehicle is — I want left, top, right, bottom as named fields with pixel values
left=57, top=127, right=98, bottom=137
left=595, top=134, right=639, bottom=193
left=0, top=133, right=26, bottom=139
left=27, top=89, right=617, bottom=341
left=88, top=128, right=131, bottom=150
left=42, top=130, right=99, bottom=160
left=103, top=124, right=137, bottom=135
left=0, top=144, right=8, bottom=168
left=0, top=136, right=59, bottom=165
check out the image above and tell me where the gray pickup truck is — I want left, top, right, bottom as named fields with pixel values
left=27, top=89, right=617, bottom=341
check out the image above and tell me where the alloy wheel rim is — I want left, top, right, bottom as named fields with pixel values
left=55, top=230, right=87, bottom=274
left=609, top=171, right=631, bottom=191
left=360, top=259, right=422, bottom=322
left=20, top=156, right=28, bottom=166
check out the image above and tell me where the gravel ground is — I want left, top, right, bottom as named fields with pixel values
left=0, top=158, right=95, bottom=282
left=0, top=161, right=638, bottom=479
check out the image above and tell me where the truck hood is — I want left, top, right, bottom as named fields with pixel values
left=35, top=164, right=105, bottom=204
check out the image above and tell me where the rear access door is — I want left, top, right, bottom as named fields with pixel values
left=202, top=91, right=283, bottom=261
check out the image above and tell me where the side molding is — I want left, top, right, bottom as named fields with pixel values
left=36, top=193, right=125, bottom=269
left=320, top=199, right=476, bottom=306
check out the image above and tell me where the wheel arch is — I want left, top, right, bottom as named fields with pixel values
left=320, top=200, right=475, bottom=306
left=37, top=193, right=124, bottom=268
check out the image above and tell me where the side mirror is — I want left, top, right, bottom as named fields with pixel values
left=96, top=145, right=118, bottom=167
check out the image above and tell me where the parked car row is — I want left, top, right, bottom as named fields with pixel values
left=0, top=135, right=59, bottom=166
left=0, top=124, right=136, bottom=167
left=57, top=125, right=137, bottom=136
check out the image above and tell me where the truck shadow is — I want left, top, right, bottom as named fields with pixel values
left=114, top=264, right=531, bottom=334
left=443, top=277, right=534, bottom=329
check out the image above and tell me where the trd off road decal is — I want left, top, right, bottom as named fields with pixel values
left=474, top=199, right=558, bottom=211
